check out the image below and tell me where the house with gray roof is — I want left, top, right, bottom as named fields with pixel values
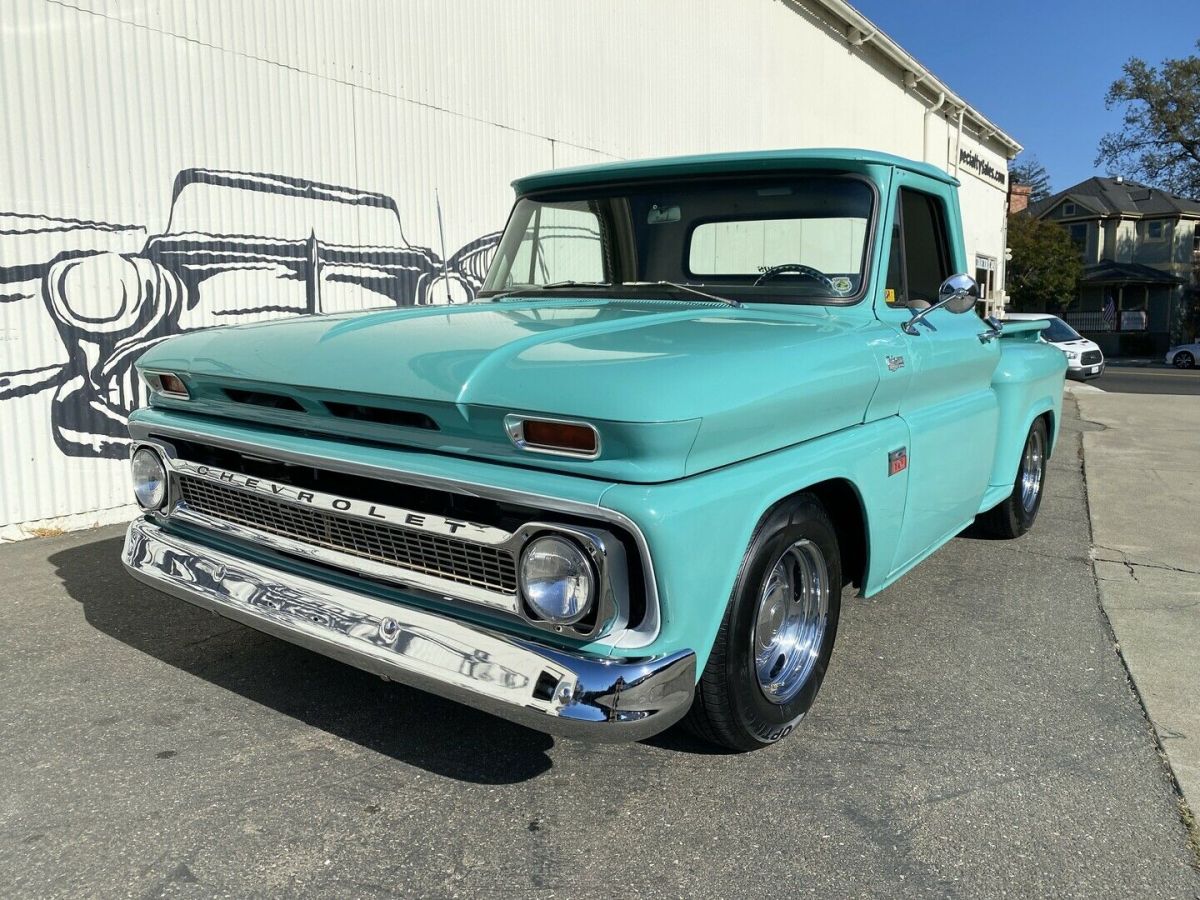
left=1029, top=176, right=1200, bottom=354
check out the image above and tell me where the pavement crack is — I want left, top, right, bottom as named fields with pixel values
left=999, top=544, right=1093, bottom=565
left=1092, top=550, right=1200, bottom=579
left=170, top=624, right=246, bottom=652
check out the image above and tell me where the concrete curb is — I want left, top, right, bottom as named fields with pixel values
left=1074, top=388, right=1200, bottom=861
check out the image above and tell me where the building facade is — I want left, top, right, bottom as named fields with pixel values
left=0, top=0, right=1020, bottom=538
left=1030, top=177, right=1200, bottom=355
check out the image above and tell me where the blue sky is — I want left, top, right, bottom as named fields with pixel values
left=851, top=1, right=1199, bottom=192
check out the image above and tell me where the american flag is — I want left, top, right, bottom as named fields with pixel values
left=1102, top=296, right=1116, bottom=329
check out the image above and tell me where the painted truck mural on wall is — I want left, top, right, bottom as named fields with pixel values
left=0, top=168, right=499, bottom=459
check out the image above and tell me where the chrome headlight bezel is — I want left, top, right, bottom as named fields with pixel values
left=131, top=446, right=168, bottom=510
left=519, top=534, right=597, bottom=626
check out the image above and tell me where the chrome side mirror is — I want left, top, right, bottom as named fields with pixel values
left=939, top=274, right=981, bottom=313
left=903, top=274, right=980, bottom=335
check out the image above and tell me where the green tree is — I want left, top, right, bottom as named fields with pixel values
left=1010, top=157, right=1052, bottom=202
left=1097, top=41, right=1200, bottom=198
left=1006, top=213, right=1082, bottom=312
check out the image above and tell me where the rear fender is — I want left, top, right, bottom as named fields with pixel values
left=987, top=334, right=1066, bottom=494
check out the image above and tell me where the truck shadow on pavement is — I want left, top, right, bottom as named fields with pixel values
left=50, top=536, right=558, bottom=784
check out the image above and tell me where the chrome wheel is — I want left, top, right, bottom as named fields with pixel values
left=1019, top=427, right=1044, bottom=513
left=1175, top=351, right=1194, bottom=369
left=752, top=539, right=830, bottom=704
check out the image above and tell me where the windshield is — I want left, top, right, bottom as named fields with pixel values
left=480, top=175, right=874, bottom=304
left=1042, top=317, right=1082, bottom=342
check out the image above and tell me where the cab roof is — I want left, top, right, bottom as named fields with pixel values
left=512, top=148, right=959, bottom=195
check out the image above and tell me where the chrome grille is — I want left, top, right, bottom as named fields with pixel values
left=1081, top=350, right=1102, bottom=366
left=178, top=475, right=518, bottom=594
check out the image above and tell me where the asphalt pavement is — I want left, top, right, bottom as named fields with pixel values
left=1, top=402, right=1198, bottom=899
left=1089, top=363, right=1200, bottom=396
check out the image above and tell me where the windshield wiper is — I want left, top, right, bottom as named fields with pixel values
left=622, top=281, right=742, bottom=308
left=482, top=280, right=609, bottom=301
left=482, top=279, right=741, bottom=308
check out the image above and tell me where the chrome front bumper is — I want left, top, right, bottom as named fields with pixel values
left=122, top=518, right=695, bottom=741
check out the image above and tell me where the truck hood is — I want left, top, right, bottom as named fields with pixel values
left=138, top=299, right=881, bottom=482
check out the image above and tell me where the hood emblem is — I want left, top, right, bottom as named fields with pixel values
left=886, top=355, right=905, bottom=372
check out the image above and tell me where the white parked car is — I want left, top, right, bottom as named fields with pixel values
left=1005, top=313, right=1105, bottom=380
left=1165, top=342, right=1199, bottom=369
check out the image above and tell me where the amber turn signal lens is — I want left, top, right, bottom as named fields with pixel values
left=158, top=373, right=188, bottom=396
left=522, top=419, right=598, bottom=455
left=145, top=371, right=189, bottom=398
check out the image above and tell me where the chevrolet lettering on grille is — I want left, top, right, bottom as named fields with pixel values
left=176, top=460, right=510, bottom=545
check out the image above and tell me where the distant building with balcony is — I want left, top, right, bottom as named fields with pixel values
left=1029, top=176, right=1200, bottom=355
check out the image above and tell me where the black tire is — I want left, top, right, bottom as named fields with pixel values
left=685, top=494, right=842, bottom=752
left=978, top=417, right=1049, bottom=539
left=1174, top=351, right=1195, bottom=369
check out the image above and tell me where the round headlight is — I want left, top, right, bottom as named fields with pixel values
left=519, top=535, right=595, bottom=625
left=131, top=447, right=167, bottom=510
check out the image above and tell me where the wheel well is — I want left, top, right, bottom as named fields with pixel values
left=783, top=479, right=868, bottom=592
left=1039, top=410, right=1055, bottom=458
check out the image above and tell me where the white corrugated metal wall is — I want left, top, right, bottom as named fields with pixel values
left=0, top=0, right=1017, bottom=539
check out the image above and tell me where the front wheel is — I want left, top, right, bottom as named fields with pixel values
left=978, top=417, right=1048, bottom=539
left=685, top=495, right=842, bottom=751
left=1174, top=351, right=1195, bottom=369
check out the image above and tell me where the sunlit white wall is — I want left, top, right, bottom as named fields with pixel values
left=0, top=0, right=1016, bottom=537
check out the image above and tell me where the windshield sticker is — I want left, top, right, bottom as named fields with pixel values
left=831, top=276, right=852, bottom=294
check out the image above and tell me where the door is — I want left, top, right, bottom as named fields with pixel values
left=879, top=175, right=1001, bottom=572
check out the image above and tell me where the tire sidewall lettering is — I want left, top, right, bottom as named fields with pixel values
left=726, top=501, right=842, bottom=747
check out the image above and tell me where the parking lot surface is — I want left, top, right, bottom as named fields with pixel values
left=2, top=401, right=1198, bottom=899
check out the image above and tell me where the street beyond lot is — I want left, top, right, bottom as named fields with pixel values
left=1090, top=363, right=1200, bottom=395
left=1, top=402, right=1198, bottom=898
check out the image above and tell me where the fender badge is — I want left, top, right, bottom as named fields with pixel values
left=888, top=447, right=907, bottom=476
left=886, top=355, right=905, bottom=372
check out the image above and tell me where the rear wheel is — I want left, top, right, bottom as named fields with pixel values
left=978, top=417, right=1048, bottom=539
left=1174, top=351, right=1195, bottom=369
left=685, top=494, right=842, bottom=751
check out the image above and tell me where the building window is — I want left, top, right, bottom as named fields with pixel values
left=974, top=254, right=997, bottom=302
left=1068, top=222, right=1088, bottom=249
left=1062, top=202, right=1077, bottom=217
left=1193, top=229, right=1200, bottom=255
left=1146, top=220, right=1166, bottom=241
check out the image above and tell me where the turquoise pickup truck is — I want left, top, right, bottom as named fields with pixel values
left=122, top=149, right=1065, bottom=751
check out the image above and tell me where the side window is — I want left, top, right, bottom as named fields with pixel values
left=898, top=189, right=951, bottom=305
left=506, top=202, right=606, bottom=286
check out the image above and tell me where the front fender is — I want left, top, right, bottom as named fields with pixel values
left=599, top=415, right=910, bottom=671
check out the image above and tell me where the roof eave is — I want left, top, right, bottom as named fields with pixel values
left=796, top=0, right=1022, bottom=157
